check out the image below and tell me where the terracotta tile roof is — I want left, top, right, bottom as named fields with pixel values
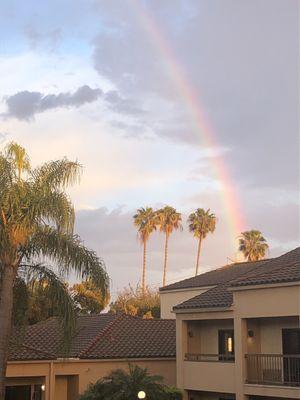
left=9, top=313, right=116, bottom=361
left=81, top=314, right=176, bottom=359
left=160, top=259, right=267, bottom=292
left=9, top=313, right=176, bottom=361
left=174, top=247, right=300, bottom=311
left=231, top=247, right=300, bottom=287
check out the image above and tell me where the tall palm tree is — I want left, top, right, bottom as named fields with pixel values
left=133, top=207, right=157, bottom=293
left=187, top=208, right=216, bottom=276
left=0, top=142, right=109, bottom=398
left=238, top=230, right=269, bottom=261
left=156, top=206, right=182, bottom=287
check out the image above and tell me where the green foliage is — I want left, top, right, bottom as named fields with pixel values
left=71, top=279, right=110, bottom=315
left=156, top=206, right=182, bottom=236
left=12, top=277, right=109, bottom=327
left=133, top=207, right=157, bottom=243
left=238, top=230, right=269, bottom=261
left=110, top=285, right=160, bottom=319
left=80, top=364, right=182, bottom=400
left=0, top=142, right=109, bottom=347
left=187, top=208, right=216, bottom=239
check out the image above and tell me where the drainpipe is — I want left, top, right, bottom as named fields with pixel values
left=45, top=361, right=55, bottom=400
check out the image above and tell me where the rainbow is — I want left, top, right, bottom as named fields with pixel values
left=130, top=1, right=246, bottom=243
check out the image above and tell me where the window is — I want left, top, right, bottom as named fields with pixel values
left=218, top=329, right=235, bottom=361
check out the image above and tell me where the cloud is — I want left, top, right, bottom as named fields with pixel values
left=105, top=90, right=144, bottom=115
left=91, top=0, right=299, bottom=190
left=4, top=85, right=102, bottom=120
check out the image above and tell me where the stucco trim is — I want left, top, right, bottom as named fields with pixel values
left=229, top=281, right=300, bottom=292
left=159, top=285, right=215, bottom=294
left=174, top=306, right=233, bottom=314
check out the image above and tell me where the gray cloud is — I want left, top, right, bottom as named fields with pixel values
left=105, top=90, right=144, bottom=115
left=3, top=85, right=145, bottom=121
left=4, top=85, right=102, bottom=120
left=92, top=0, right=299, bottom=190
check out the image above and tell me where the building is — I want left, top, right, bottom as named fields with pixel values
left=160, top=247, right=300, bottom=400
left=7, top=313, right=176, bottom=400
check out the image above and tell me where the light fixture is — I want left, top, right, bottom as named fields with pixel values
left=41, top=384, right=45, bottom=392
left=248, top=330, right=254, bottom=338
left=227, top=337, right=233, bottom=353
left=138, top=391, right=146, bottom=399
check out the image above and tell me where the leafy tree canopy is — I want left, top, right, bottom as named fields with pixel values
left=109, top=285, right=160, bottom=319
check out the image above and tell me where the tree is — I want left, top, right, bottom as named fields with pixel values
left=133, top=207, right=157, bottom=293
left=187, top=208, right=216, bottom=276
left=71, top=279, right=110, bottom=315
left=80, top=364, right=182, bottom=400
left=156, top=206, right=182, bottom=287
left=0, top=142, right=109, bottom=398
left=12, top=278, right=109, bottom=327
left=238, top=230, right=269, bottom=261
left=109, top=285, right=160, bottom=319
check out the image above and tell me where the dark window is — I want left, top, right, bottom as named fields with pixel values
left=282, top=328, right=300, bottom=385
left=218, top=329, right=235, bottom=361
left=5, top=385, right=31, bottom=400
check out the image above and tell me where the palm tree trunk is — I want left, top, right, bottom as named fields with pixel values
left=142, top=240, right=147, bottom=294
left=162, top=233, right=169, bottom=287
left=195, top=236, right=202, bottom=276
left=0, top=265, right=16, bottom=400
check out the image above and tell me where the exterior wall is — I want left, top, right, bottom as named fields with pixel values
left=6, top=358, right=176, bottom=399
left=184, top=361, right=235, bottom=393
left=188, top=319, right=234, bottom=354
left=176, top=282, right=300, bottom=400
left=160, top=288, right=211, bottom=319
left=232, top=284, right=300, bottom=318
left=55, top=376, right=68, bottom=400
left=259, top=317, right=299, bottom=354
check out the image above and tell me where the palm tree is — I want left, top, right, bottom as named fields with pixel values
left=133, top=208, right=157, bottom=293
left=80, top=364, right=182, bottom=400
left=238, top=230, right=269, bottom=261
left=187, top=208, right=216, bottom=276
left=156, top=206, right=182, bottom=287
left=0, top=142, right=109, bottom=397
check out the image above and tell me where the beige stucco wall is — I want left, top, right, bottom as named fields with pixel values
left=6, top=358, right=176, bottom=399
left=55, top=376, right=68, bottom=400
left=233, top=284, right=300, bottom=318
left=160, top=287, right=212, bottom=319
left=183, top=360, right=235, bottom=393
left=188, top=319, right=234, bottom=354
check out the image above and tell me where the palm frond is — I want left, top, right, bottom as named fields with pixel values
left=24, top=226, right=109, bottom=298
left=19, top=263, right=77, bottom=351
left=31, top=159, right=82, bottom=189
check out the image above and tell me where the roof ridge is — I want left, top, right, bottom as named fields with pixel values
left=79, top=313, right=122, bottom=358
left=160, top=258, right=272, bottom=291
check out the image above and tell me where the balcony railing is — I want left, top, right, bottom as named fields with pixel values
left=246, top=354, right=300, bottom=387
left=185, top=353, right=235, bottom=362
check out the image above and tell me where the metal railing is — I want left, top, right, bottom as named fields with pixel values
left=246, top=354, right=300, bottom=387
left=185, top=353, right=235, bottom=362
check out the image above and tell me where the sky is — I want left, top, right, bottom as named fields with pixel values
left=0, top=0, right=299, bottom=296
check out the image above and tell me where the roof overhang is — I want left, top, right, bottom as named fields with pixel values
left=229, top=280, right=300, bottom=292
left=159, top=285, right=215, bottom=294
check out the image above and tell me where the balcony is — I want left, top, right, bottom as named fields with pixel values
left=246, top=354, right=300, bottom=387
left=186, top=353, right=235, bottom=362
left=183, top=353, right=236, bottom=393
